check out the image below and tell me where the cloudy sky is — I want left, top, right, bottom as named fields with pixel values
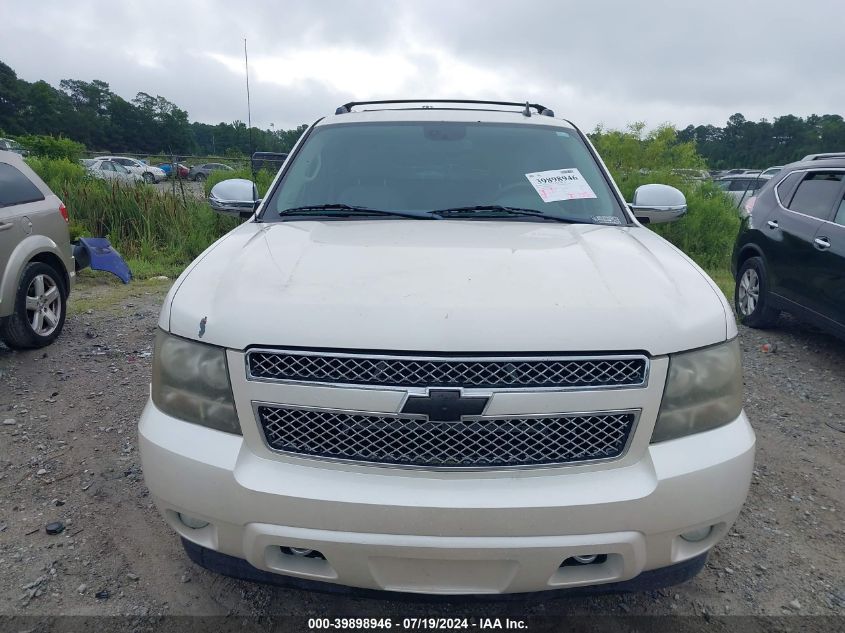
left=1, top=0, right=843, bottom=132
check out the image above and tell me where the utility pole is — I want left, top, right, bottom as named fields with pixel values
left=244, top=38, right=255, bottom=180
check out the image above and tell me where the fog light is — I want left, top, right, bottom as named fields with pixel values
left=573, top=554, right=598, bottom=565
left=680, top=526, right=713, bottom=542
left=178, top=513, right=210, bottom=529
left=289, top=547, right=314, bottom=557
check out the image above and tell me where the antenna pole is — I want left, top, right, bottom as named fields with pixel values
left=244, top=38, right=255, bottom=180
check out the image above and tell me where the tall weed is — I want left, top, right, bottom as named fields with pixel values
left=591, top=124, right=740, bottom=274
left=27, top=158, right=238, bottom=277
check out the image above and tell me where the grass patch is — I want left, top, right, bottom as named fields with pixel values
left=69, top=270, right=172, bottom=315
left=706, top=267, right=735, bottom=301
left=124, top=257, right=190, bottom=280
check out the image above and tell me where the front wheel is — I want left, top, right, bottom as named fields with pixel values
left=142, top=172, right=155, bottom=184
left=735, top=256, right=779, bottom=328
left=194, top=173, right=206, bottom=182
left=0, top=262, right=68, bottom=349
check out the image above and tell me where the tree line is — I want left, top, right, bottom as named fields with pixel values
left=1, top=59, right=843, bottom=165
left=0, top=60, right=306, bottom=156
left=678, top=112, right=845, bottom=169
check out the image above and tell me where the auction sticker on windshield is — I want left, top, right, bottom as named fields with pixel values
left=525, top=168, right=597, bottom=202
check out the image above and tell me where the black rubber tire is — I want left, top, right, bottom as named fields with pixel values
left=0, top=262, right=68, bottom=350
left=735, top=256, right=779, bottom=328
left=142, top=172, right=155, bottom=184
left=195, top=173, right=206, bottom=182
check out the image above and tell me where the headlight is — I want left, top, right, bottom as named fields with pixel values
left=151, top=329, right=241, bottom=434
left=651, top=338, right=742, bottom=443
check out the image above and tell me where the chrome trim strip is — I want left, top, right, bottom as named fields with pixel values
left=251, top=401, right=641, bottom=472
left=244, top=349, right=651, bottom=392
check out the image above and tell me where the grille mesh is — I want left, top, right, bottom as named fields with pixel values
left=257, top=405, right=636, bottom=468
left=247, top=351, right=647, bottom=389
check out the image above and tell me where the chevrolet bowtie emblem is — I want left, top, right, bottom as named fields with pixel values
left=401, top=389, right=489, bottom=422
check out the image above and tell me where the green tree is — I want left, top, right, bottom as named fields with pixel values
left=0, top=61, right=25, bottom=134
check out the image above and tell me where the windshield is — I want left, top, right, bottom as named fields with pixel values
left=263, top=121, right=627, bottom=224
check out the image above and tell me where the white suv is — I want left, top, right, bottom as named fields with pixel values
left=139, top=100, right=755, bottom=596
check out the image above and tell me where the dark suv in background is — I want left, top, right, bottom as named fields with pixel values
left=250, top=151, right=288, bottom=173
left=732, top=158, right=845, bottom=338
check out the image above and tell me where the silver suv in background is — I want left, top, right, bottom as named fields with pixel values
left=187, top=162, right=234, bottom=182
left=715, top=173, right=772, bottom=213
left=0, top=138, right=28, bottom=156
left=0, top=150, right=74, bottom=348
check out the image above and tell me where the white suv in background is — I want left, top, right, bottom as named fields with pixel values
left=95, top=156, right=166, bottom=183
left=139, top=100, right=755, bottom=596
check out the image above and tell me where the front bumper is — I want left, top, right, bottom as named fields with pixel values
left=181, top=537, right=709, bottom=600
left=139, top=401, right=755, bottom=595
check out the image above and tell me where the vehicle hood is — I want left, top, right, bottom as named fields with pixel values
left=163, top=220, right=731, bottom=355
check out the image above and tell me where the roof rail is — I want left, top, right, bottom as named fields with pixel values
left=335, top=99, right=555, bottom=117
left=801, top=152, right=845, bottom=161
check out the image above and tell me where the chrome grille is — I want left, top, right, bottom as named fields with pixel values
left=247, top=351, right=648, bottom=389
left=256, top=405, right=637, bottom=468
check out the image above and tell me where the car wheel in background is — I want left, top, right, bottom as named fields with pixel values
left=0, top=262, right=68, bottom=349
left=142, top=172, right=155, bottom=184
left=735, top=256, right=779, bottom=328
left=195, top=173, right=206, bottom=182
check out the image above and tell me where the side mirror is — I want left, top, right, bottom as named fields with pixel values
left=208, top=178, right=259, bottom=219
left=629, top=184, right=687, bottom=224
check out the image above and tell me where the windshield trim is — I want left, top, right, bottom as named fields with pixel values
left=256, top=117, right=322, bottom=222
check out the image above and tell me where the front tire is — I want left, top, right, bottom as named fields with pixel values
left=735, top=256, right=779, bottom=328
left=142, top=172, right=155, bottom=184
left=0, top=262, right=68, bottom=349
left=194, top=173, right=206, bottom=182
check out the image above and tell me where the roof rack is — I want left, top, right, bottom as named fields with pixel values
left=335, top=99, right=555, bottom=118
left=801, top=152, right=845, bottom=161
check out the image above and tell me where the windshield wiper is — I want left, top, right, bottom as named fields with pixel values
left=431, top=205, right=593, bottom=224
left=278, top=204, right=436, bottom=220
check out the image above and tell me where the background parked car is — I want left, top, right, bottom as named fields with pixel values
left=760, top=166, right=783, bottom=177
left=712, top=168, right=757, bottom=179
left=251, top=152, right=288, bottom=173
left=156, top=162, right=190, bottom=179
left=0, top=138, right=28, bottom=156
left=715, top=173, right=772, bottom=211
left=187, top=162, right=234, bottom=182
left=95, top=156, right=166, bottom=183
left=671, top=168, right=709, bottom=182
left=0, top=150, right=74, bottom=348
left=732, top=158, right=845, bottom=338
left=84, top=159, right=142, bottom=184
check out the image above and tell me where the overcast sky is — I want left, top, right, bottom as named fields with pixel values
left=1, top=0, right=843, bottom=132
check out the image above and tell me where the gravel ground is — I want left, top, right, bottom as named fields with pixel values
left=153, top=179, right=205, bottom=198
left=0, top=273, right=843, bottom=623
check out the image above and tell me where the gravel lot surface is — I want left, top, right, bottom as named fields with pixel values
left=1, top=273, right=843, bottom=623
left=153, top=179, right=205, bottom=198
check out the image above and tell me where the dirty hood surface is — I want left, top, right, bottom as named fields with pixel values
left=164, top=220, right=729, bottom=355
